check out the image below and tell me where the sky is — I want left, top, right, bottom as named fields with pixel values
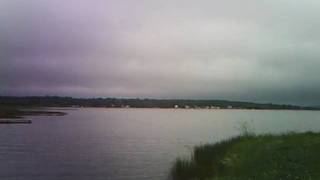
left=1, top=0, right=320, bottom=105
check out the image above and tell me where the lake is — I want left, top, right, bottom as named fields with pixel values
left=1, top=108, right=320, bottom=180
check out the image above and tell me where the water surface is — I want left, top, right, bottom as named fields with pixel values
left=1, top=108, right=320, bottom=180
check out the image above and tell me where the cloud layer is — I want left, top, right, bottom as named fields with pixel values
left=1, top=0, right=320, bottom=105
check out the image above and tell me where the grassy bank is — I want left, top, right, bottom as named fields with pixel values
left=0, top=106, right=24, bottom=118
left=171, top=132, right=320, bottom=180
left=0, top=106, right=66, bottom=119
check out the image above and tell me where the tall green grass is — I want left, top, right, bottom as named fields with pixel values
left=170, top=132, right=320, bottom=180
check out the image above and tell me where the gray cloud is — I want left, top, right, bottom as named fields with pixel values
left=1, top=0, right=320, bottom=105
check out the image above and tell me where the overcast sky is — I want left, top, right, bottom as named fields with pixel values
left=1, top=0, right=320, bottom=105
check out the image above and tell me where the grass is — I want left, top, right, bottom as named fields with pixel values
left=0, top=106, right=66, bottom=119
left=0, top=106, right=23, bottom=118
left=171, top=132, right=320, bottom=180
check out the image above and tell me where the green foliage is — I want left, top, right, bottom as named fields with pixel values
left=171, top=132, right=320, bottom=180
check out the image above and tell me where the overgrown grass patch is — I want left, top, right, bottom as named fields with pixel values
left=171, top=132, right=320, bottom=180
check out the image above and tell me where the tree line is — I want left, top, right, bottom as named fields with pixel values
left=0, top=96, right=317, bottom=110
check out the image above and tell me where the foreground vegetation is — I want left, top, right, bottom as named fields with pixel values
left=171, top=132, right=320, bottom=180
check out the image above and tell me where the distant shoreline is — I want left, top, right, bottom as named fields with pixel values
left=0, top=106, right=67, bottom=120
left=1, top=96, right=317, bottom=111
left=75, top=106, right=320, bottom=111
left=2, top=106, right=319, bottom=120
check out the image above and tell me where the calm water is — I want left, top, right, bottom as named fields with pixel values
left=1, top=108, right=320, bottom=180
